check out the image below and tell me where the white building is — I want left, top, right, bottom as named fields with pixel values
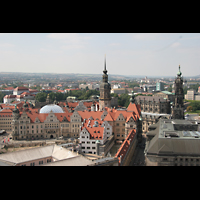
left=3, top=95, right=16, bottom=103
left=3, top=87, right=38, bottom=103
left=79, top=119, right=112, bottom=155
left=13, top=87, right=30, bottom=95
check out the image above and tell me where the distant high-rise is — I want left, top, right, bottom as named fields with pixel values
left=99, top=56, right=111, bottom=111
left=171, top=65, right=184, bottom=119
left=156, top=82, right=165, bottom=91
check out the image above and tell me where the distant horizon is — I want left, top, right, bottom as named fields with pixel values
left=0, top=71, right=199, bottom=79
left=0, top=33, right=199, bottom=77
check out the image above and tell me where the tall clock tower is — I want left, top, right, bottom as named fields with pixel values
left=171, top=65, right=185, bottom=119
left=99, top=56, right=111, bottom=111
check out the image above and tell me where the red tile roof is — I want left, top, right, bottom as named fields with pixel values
left=24, top=108, right=72, bottom=123
left=115, top=129, right=136, bottom=165
left=21, top=92, right=33, bottom=96
left=78, top=110, right=104, bottom=121
left=0, top=108, right=13, bottom=113
left=103, top=103, right=141, bottom=122
left=4, top=95, right=16, bottom=99
left=4, top=87, right=14, bottom=90
left=14, top=87, right=29, bottom=91
left=82, top=119, right=104, bottom=140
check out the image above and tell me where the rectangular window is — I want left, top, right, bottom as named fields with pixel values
left=39, top=160, right=43, bottom=165
left=162, top=158, right=168, bottom=161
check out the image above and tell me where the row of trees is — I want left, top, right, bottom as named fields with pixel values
left=186, top=100, right=200, bottom=112
left=35, top=89, right=100, bottom=102
left=36, top=90, right=131, bottom=108
left=36, top=89, right=155, bottom=108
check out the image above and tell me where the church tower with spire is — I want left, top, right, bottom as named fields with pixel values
left=99, top=55, right=111, bottom=111
left=171, top=65, right=185, bottom=119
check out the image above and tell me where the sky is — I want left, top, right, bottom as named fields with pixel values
left=0, top=33, right=199, bottom=77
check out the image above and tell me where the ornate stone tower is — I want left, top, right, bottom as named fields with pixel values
left=99, top=56, right=111, bottom=111
left=12, top=104, right=20, bottom=140
left=171, top=65, right=185, bottom=119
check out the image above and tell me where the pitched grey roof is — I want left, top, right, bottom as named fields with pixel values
left=0, top=144, right=77, bottom=165
left=42, top=155, right=93, bottom=166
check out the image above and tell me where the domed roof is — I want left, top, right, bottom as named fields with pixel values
left=39, top=104, right=64, bottom=114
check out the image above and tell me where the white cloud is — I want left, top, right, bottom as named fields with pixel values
left=109, top=43, right=120, bottom=46
left=0, top=43, right=15, bottom=47
left=47, top=33, right=91, bottom=49
left=171, top=42, right=181, bottom=48
left=129, top=33, right=162, bottom=40
left=60, top=44, right=84, bottom=50
left=0, top=33, right=18, bottom=37
left=39, top=48, right=63, bottom=54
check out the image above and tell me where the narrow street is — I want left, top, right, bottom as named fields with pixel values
left=129, top=134, right=146, bottom=166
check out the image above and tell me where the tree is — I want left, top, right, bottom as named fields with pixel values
left=0, top=92, right=5, bottom=103
left=188, top=101, right=200, bottom=112
left=35, top=92, right=47, bottom=102
left=167, top=86, right=172, bottom=92
left=186, top=106, right=193, bottom=112
left=118, top=93, right=130, bottom=108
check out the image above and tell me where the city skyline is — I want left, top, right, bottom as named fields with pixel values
left=0, top=33, right=200, bottom=77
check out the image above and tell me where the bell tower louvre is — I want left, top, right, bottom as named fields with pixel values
left=99, top=55, right=111, bottom=111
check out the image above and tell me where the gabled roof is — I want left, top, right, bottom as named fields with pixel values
left=14, top=87, right=29, bottom=91
left=104, top=112, right=114, bottom=121
left=0, top=108, right=13, bottom=113
left=0, top=144, right=77, bottom=165
left=81, top=119, right=105, bottom=140
left=21, top=92, right=33, bottom=96
left=4, top=87, right=14, bottom=90
left=4, top=95, right=16, bottom=99
left=78, top=110, right=104, bottom=121
left=104, top=106, right=141, bottom=123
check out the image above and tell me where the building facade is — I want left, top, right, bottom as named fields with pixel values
left=135, top=96, right=170, bottom=114
left=156, top=82, right=165, bottom=91
left=153, top=91, right=175, bottom=103
left=79, top=120, right=113, bottom=155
